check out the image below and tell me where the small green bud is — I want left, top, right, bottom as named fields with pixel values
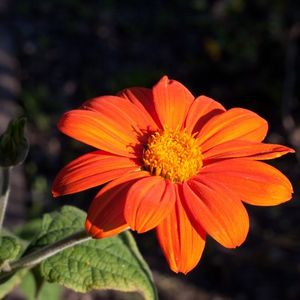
left=0, top=117, right=29, bottom=167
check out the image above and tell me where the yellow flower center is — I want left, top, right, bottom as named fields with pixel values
left=143, top=128, right=203, bottom=183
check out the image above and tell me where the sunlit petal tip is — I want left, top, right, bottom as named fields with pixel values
left=268, top=145, right=295, bottom=157
left=51, top=190, right=59, bottom=198
left=285, top=146, right=296, bottom=153
left=273, top=146, right=296, bottom=160
left=160, top=75, right=170, bottom=84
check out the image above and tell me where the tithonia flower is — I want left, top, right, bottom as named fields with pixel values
left=52, top=76, right=294, bottom=274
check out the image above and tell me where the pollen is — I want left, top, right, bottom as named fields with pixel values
left=143, top=128, right=203, bottom=182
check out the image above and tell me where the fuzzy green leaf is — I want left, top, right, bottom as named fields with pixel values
left=0, top=236, right=22, bottom=266
left=28, top=206, right=157, bottom=300
left=28, top=205, right=86, bottom=252
left=15, top=219, right=42, bottom=242
left=0, top=269, right=28, bottom=298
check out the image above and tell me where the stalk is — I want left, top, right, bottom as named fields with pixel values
left=0, top=167, right=11, bottom=231
left=0, top=230, right=91, bottom=280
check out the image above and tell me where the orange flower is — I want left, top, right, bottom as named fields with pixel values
left=52, top=76, right=294, bottom=274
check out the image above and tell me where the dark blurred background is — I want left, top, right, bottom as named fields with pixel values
left=0, top=0, right=299, bottom=299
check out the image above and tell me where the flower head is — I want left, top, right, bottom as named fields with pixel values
left=52, top=76, right=294, bottom=274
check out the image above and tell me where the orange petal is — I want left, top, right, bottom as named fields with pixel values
left=156, top=186, right=206, bottom=274
left=84, top=95, right=157, bottom=136
left=197, top=108, right=268, bottom=152
left=201, top=159, right=293, bottom=206
left=124, top=176, right=176, bottom=233
left=183, top=178, right=249, bottom=248
left=86, top=171, right=150, bottom=238
left=52, top=150, right=140, bottom=197
left=184, top=95, right=225, bottom=134
left=118, top=87, right=161, bottom=130
left=203, top=140, right=295, bottom=162
left=152, top=76, right=194, bottom=130
left=58, top=109, right=139, bottom=157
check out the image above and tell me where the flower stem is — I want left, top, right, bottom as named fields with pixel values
left=0, top=167, right=11, bottom=231
left=0, top=229, right=91, bottom=278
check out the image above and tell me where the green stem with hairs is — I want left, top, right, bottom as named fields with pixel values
left=0, top=229, right=91, bottom=280
left=0, top=167, right=11, bottom=231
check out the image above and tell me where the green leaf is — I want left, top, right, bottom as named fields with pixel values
left=15, top=218, right=42, bottom=241
left=0, top=269, right=28, bottom=298
left=40, top=234, right=157, bottom=300
left=28, top=205, right=86, bottom=252
left=20, top=271, right=62, bottom=300
left=29, top=206, right=157, bottom=300
left=0, top=236, right=22, bottom=266
left=19, top=270, right=38, bottom=300
left=36, top=280, right=62, bottom=300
